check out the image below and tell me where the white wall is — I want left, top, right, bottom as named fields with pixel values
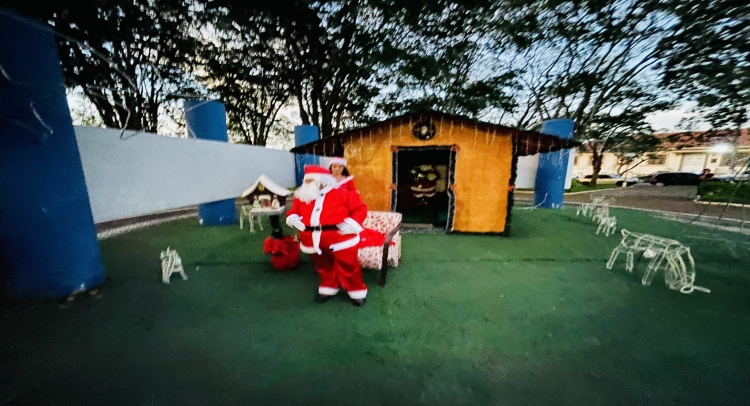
left=515, top=151, right=576, bottom=190
left=515, top=155, right=539, bottom=189
left=75, top=127, right=295, bottom=223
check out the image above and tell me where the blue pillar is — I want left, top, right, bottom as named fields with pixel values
left=0, top=10, right=105, bottom=299
left=184, top=99, right=237, bottom=226
left=294, top=125, right=320, bottom=186
left=534, top=119, right=575, bottom=209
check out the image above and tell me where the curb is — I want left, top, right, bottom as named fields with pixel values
left=515, top=187, right=635, bottom=196
left=694, top=199, right=750, bottom=208
left=97, top=213, right=198, bottom=240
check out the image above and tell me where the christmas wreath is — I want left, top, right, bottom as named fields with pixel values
left=412, top=120, right=437, bottom=140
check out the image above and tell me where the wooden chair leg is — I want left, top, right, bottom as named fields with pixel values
left=378, top=267, right=388, bottom=286
left=378, top=244, right=391, bottom=286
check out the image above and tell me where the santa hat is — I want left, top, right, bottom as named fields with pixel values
left=329, top=157, right=347, bottom=166
left=303, top=165, right=333, bottom=182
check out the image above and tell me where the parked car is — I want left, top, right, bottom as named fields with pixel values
left=637, top=172, right=666, bottom=183
left=580, top=174, right=637, bottom=186
left=712, top=170, right=750, bottom=182
left=649, top=172, right=701, bottom=186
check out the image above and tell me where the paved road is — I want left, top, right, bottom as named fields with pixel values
left=517, top=185, right=750, bottom=220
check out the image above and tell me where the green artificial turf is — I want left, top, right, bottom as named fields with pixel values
left=1, top=208, right=749, bottom=405
left=567, top=182, right=619, bottom=193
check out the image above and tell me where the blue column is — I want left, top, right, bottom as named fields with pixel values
left=534, top=119, right=575, bottom=209
left=294, top=125, right=320, bottom=186
left=184, top=99, right=237, bottom=226
left=0, top=10, right=105, bottom=299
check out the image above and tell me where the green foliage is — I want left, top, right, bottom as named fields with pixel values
left=568, top=179, right=618, bottom=193
left=28, top=0, right=201, bottom=133
left=657, top=0, right=750, bottom=130
left=697, top=181, right=750, bottom=205
left=5, top=0, right=745, bottom=148
left=375, top=1, right=523, bottom=119
left=503, top=0, right=676, bottom=185
left=198, top=6, right=292, bottom=145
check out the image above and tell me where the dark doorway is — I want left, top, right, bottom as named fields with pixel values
left=391, top=146, right=456, bottom=231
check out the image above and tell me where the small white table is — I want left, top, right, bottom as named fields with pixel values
left=239, top=206, right=286, bottom=232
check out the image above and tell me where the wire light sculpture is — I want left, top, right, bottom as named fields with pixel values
left=606, top=229, right=710, bottom=294
left=160, top=247, right=187, bottom=284
left=595, top=215, right=618, bottom=236
left=577, top=194, right=613, bottom=219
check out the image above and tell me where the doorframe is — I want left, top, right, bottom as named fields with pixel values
left=390, top=145, right=457, bottom=232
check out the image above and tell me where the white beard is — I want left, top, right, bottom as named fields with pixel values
left=295, top=181, right=321, bottom=203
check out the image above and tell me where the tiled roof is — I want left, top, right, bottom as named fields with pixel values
left=657, top=128, right=750, bottom=149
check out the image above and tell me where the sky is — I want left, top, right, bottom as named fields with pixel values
left=645, top=103, right=710, bottom=132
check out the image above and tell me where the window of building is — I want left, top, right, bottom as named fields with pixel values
left=647, top=155, right=666, bottom=165
left=721, top=153, right=750, bottom=167
left=710, top=158, right=718, bottom=163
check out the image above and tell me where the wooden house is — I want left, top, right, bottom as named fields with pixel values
left=293, top=111, right=578, bottom=235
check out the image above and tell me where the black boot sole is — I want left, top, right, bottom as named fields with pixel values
left=351, top=298, right=367, bottom=307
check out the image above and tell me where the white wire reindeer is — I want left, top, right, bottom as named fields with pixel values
left=591, top=205, right=611, bottom=223
left=160, top=247, right=187, bottom=284
left=595, top=215, right=618, bottom=236
left=606, top=229, right=709, bottom=294
left=577, top=194, right=614, bottom=218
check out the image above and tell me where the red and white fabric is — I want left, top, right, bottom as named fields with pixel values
left=358, top=211, right=402, bottom=270
left=336, top=176, right=358, bottom=193
left=330, top=157, right=347, bottom=166
left=410, top=181, right=437, bottom=198
left=286, top=174, right=369, bottom=299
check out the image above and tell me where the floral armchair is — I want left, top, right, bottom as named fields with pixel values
left=358, top=211, right=402, bottom=286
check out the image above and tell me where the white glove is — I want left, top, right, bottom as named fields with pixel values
left=286, top=215, right=306, bottom=231
left=336, top=223, right=357, bottom=234
left=336, top=219, right=362, bottom=234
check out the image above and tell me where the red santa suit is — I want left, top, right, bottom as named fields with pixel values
left=410, top=165, right=441, bottom=199
left=286, top=166, right=369, bottom=300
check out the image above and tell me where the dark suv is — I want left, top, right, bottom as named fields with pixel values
left=649, top=172, right=700, bottom=186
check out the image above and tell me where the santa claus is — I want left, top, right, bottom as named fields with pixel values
left=286, top=165, right=369, bottom=306
left=410, top=164, right=441, bottom=202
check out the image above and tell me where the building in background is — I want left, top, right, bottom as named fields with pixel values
left=572, top=129, right=750, bottom=177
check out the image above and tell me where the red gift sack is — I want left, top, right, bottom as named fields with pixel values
left=263, top=236, right=300, bottom=271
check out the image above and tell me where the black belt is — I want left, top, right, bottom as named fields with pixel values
left=307, top=225, right=339, bottom=231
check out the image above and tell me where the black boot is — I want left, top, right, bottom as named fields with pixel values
left=315, top=294, right=334, bottom=303
left=350, top=298, right=366, bottom=307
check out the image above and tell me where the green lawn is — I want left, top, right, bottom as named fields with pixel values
left=1, top=208, right=749, bottom=405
